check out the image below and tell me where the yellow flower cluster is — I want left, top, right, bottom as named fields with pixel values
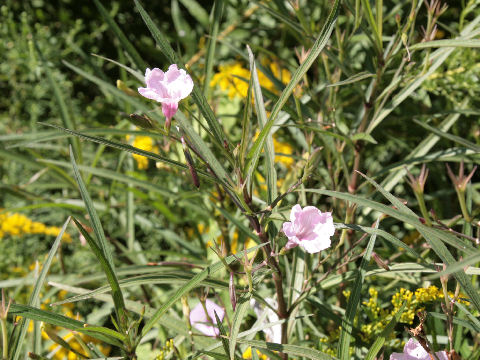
left=322, top=285, right=471, bottom=355
left=210, top=60, right=291, bottom=99
left=155, top=339, right=175, bottom=360
left=391, top=285, right=469, bottom=324
left=127, top=134, right=159, bottom=170
left=0, top=212, right=71, bottom=242
left=391, top=287, right=416, bottom=324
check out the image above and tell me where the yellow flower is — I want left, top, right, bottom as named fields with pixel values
left=273, top=137, right=294, bottom=168
left=127, top=134, right=159, bottom=170
left=242, top=346, right=268, bottom=360
left=211, top=60, right=291, bottom=99
left=0, top=211, right=71, bottom=242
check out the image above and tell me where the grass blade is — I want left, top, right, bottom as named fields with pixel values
left=72, top=218, right=128, bottom=331
left=409, top=39, right=480, bottom=50
left=203, top=0, right=224, bottom=99
left=92, top=0, right=147, bottom=70
left=10, top=217, right=70, bottom=360
left=247, top=46, right=277, bottom=203
left=338, top=219, right=379, bottom=359
left=141, top=244, right=266, bottom=337
left=41, top=123, right=217, bottom=183
left=9, top=304, right=124, bottom=347
left=230, top=294, right=251, bottom=360
left=70, top=148, right=115, bottom=269
left=33, top=40, right=82, bottom=163
left=234, top=339, right=336, bottom=360
left=413, top=119, right=480, bottom=152
left=245, top=0, right=339, bottom=184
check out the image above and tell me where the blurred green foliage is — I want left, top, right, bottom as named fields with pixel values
left=1, top=0, right=480, bottom=359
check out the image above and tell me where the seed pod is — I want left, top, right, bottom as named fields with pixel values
left=181, top=135, right=200, bottom=188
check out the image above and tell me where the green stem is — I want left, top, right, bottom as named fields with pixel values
left=414, top=191, right=431, bottom=226
left=1, top=318, right=8, bottom=360
left=456, top=189, right=471, bottom=223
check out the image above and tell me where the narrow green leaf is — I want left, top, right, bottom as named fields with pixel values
left=62, top=61, right=158, bottom=120
left=326, top=72, right=375, bottom=87
left=409, top=39, right=480, bottom=50
left=230, top=294, right=252, bottom=360
left=92, top=0, right=147, bottom=70
left=338, top=219, right=379, bottom=360
left=368, top=17, right=480, bottom=134
left=40, top=158, right=188, bottom=199
left=179, top=0, right=210, bottom=28
left=246, top=0, right=339, bottom=182
left=41, top=123, right=217, bottom=183
left=351, top=133, right=377, bottom=144
left=174, top=110, right=235, bottom=190
left=141, top=244, right=266, bottom=337
left=215, top=310, right=230, bottom=357
left=70, top=148, right=114, bottom=269
left=72, top=218, right=127, bottom=330
left=380, top=102, right=467, bottom=191
left=335, top=223, right=420, bottom=258
left=358, top=174, right=480, bottom=312
left=203, top=0, right=224, bottom=99
left=43, top=327, right=88, bottom=359
left=234, top=339, right=337, bottom=360
left=455, top=302, right=480, bottom=331
left=0, top=148, right=76, bottom=188
left=91, top=54, right=144, bottom=82
left=413, top=119, right=480, bottom=152
left=428, top=251, right=480, bottom=279
left=360, top=0, right=382, bottom=51
left=247, top=46, right=277, bottom=203
left=10, top=217, right=70, bottom=360
left=429, top=312, right=480, bottom=333
left=9, top=304, right=125, bottom=347
left=302, top=188, right=476, bottom=254
left=33, top=39, right=82, bottom=163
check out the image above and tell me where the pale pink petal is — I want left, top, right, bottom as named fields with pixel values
left=282, top=222, right=295, bottom=238
left=145, top=68, right=165, bottom=88
left=390, top=338, right=448, bottom=360
left=282, top=204, right=334, bottom=254
left=389, top=354, right=407, bottom=360
left=138, top=64, right=194, bottom=120
left=165, top=64, right=181, bottom=81
left=189, top=299, right=224, bottom=337
left=404, top=339, right=429, bottom=359
left=298, top=237, right=331, bottom=253
left=138, top=87, right=163, bottom=102
left=289, top=204, right=303, bottom=223
left=162, top=102, right=178, bottom=119
left=205, top=299, right=225, bottom=324
left=433, top=351, right=449, bottom=360
left=285, top=237, right=299, bottom=249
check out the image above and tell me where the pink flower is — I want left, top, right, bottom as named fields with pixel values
left=282, top=204, right=334, bottom=253
left=189, top=299, right=225, bottom=337
left=138, top=65, right=194, bottom=121
left=390, top=339, right=448, bottom=360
